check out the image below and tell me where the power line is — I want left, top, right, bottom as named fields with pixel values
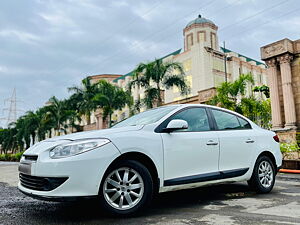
left=95, top=0, right=298, bottom=74
left=50, top=0, right=165, bottom=76
left=83, top=0, right=219, bottom=74
left=84, top=0, right=272, bottom=73
left=222, top=6, right=300, bottom=40
left=219, top=0, right=290, bottom=32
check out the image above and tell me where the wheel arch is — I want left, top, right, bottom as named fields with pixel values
left=257, top=150, right=278, bottom=170
left=101, top=151, right=160, bottom=194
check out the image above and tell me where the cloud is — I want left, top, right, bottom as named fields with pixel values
left=0, top=0, right=299, bottom=127
left=0, top=29, right=41, bottom=44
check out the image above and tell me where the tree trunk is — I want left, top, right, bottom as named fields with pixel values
left=109, top=113, right=112, bottom=128
left=86, top=113, right=91, bottom=125
left=157, top=84, right=162, bottom=107
left=32, top=134, right=35, bottom=145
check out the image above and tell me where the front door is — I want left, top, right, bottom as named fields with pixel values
left=161, top=107, right=220, bottom=185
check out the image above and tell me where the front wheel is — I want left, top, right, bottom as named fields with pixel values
left=248, top=156, right=276, bottom=193
left=99, top=160, right=154, bottom=215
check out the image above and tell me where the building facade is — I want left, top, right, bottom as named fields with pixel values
left=261, top=38, right=300, bottom=143
left=88, top=15, right=268, bottom=129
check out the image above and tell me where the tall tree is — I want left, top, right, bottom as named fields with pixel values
left=68, top=78, right=98, bottom=125
left=209, top=74, right=271, bottom=128
left=46, top=96, right=73, bottom=136
left=93, top=80, right=132, bottom=127
left=210, top=73, right=254, bottom=112
left=129, top=59, right=189, bottom=109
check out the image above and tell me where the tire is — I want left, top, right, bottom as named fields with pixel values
left=248, top=155, right=276, bottom=194
left=99, top=160, right=154, bottom=216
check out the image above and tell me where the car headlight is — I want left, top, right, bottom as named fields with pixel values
left=49, top=139, right=111, bottom=159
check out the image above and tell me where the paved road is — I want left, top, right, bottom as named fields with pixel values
left=0, top=163, right=300, bottom=225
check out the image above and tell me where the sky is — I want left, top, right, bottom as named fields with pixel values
left=0, top=0, right=299, bottom=127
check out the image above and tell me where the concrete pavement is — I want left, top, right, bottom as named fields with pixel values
left=0, top=163, right=300, bottom=225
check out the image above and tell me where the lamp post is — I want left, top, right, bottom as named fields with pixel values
left=223, top=41, right=228, bottom=83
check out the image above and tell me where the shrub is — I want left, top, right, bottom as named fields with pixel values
left=0, top=151, right=24, bottom=162
left=280, top=143, right=299, bottom=160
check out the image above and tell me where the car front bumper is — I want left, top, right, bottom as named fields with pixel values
left=18, top=142, right=120, bottom=199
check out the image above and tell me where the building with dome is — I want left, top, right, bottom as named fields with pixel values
left=87, top=15, right=268, bottom=129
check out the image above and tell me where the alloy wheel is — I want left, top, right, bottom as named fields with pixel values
left=258, top=160, right=273, bottom=188
left=103, top=167, right=144, bottom=210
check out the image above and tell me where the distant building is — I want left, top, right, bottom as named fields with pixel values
left=261, top=38, right=300, bottom=143
left=88, top=74, right=122, bottom=84
left=88, top=15, right=268, bottom=129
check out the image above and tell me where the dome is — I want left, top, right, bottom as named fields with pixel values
left=186, top=15, right=215, bottom=28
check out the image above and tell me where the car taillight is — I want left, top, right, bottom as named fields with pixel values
left=273, top=135, right=279, bottom=143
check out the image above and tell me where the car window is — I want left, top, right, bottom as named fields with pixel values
left=168, top=107, right=210, bottom=132
left=212, top=109, right=241, bottom=130
left=113, top=106, right=178, bottom=128
left=237, top=117, right=251, bottom=129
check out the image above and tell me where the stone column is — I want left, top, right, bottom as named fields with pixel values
left=266, top=59, right=282, bottom=129
left=278, top=54, right=297, bottom=129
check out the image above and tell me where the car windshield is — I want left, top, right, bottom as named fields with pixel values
left=113, top=106, right=178, bottom=128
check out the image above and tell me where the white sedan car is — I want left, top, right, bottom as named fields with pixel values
left=18, top=104, right=282, bottom=215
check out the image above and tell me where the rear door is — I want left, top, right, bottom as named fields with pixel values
left=209, top=108, right=255, bottom=173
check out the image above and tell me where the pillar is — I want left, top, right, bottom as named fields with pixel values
left=278, top=54, right=297, bottom=129
left=266, top=58, right=282, bottom=129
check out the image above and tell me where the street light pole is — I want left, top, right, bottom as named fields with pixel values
left=223, top=41, right=227, bottom=83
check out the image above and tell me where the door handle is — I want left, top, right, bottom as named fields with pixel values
left=206, top=140, right=218, bottom=146
left=245, top=139, right=255, bottom=143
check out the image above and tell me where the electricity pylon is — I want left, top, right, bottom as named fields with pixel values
left=0, top=88, right=22, bottom=127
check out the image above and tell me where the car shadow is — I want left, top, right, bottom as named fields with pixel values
left=12, top=182, right=258, bottom=224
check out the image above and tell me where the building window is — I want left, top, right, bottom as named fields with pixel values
left=211, top=32, right=216, bottom=49
left=183, top=59, right=192, bottom=72
left=185, top=75, right=192, bottom=88
left=197, top=31, right=206, bottom=42
left=186, top=33, right=193, bottom=50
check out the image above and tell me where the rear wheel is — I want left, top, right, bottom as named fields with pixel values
left=99, top=160, right=153, bottom=215
left=248, top=156, right=275, bottom=193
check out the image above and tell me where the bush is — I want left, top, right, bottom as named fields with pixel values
left=280, top=143, right=299, bottom=160
left=0, top=151, right=24, bottom=162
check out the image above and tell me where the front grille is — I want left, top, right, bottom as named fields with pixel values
left=24, top=155, right=38, bottom=161
left=19, top=173, right=68, bottom=191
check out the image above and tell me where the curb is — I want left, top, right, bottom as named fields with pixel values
left=279, top=169, right=300, bottom=174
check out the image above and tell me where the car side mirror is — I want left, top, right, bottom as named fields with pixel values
left=163, top=119, right=188, bottom=133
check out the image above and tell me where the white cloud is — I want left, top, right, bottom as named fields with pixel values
left=0, top=65, right=8, bottom=73
left=0, top=0, right=299, bottom=127
left=39, top=12, right=76, bottom=27
left=0, top=29, right=40, bottom=44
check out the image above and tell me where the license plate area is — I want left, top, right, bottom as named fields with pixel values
left=18, top=162, right=32, bottom=175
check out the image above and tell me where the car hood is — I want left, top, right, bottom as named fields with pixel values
left=44, top=125, right=144, bottom=141
left=23, top=125, right=143, bottom=155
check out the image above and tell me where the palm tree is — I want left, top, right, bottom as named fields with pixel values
left=129, top=59, right=189, bottom=109
left=93, top=80, right=132, bottom=127
left=68, top=78, right=98, bottom=125
left=34, top=107, right=52, bottom=141
left=23, top=111, right=40, bottom=145
left=15, top=117, right=31, bottom=150
left=210, top=73, right=254, bottom=112
left=209, top=74, right=271, bottom=128
left=0, top=125, right=18, bottom=154
left=46, top=96, right=73, bottom=136
left=240, top=97, right=271, bottom=129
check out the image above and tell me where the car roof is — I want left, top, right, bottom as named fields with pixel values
left=170, top=104, right=254, bottom=123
